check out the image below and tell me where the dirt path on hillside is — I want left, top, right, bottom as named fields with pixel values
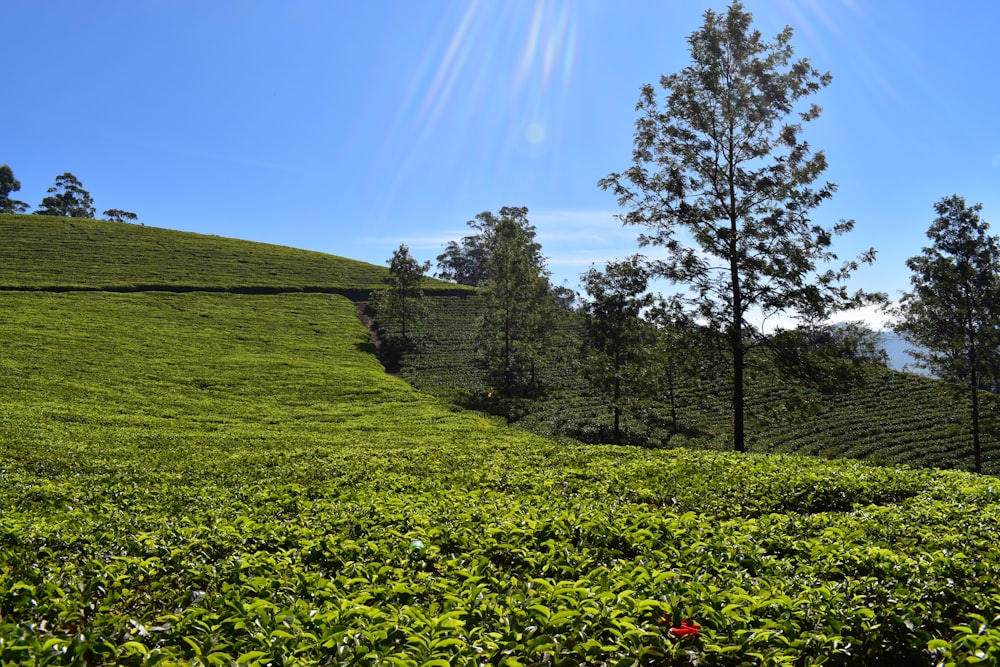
left=355, top=302, right=400, bottom=375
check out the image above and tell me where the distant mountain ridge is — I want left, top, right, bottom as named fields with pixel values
left=881, top=330, right=926, bottom=374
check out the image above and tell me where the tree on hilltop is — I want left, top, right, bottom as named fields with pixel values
left=35, top=172, right=95, bottom=218
left=436, top=230, right=489, bottom=286
left=0, top=164, right=29, bottom=213
left=104, top=208, right=139, bottom=224
left=599, top=2, right=879, bottom=452
left=371, top=244, right=432, bottom=344
left=895, top=195, right=1000, bottom=474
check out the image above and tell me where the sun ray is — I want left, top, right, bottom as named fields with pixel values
left=420, top=0, right=481, bottom=126
left=516, top=3, right=544, bottom=90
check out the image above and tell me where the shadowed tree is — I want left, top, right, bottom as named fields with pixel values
left=895, top=195, right=1000, bottom=474
left=599, top=2, right=877, bottom=452
left=371, top=243, right=431, bottom=343
left=581, top=256, right=654, bottom=444
left=476, top=206, right=550, bottom=399
left=0, top=164, right=29, bottom=213
left=645, top=295, right=714, bottom=434
left=35, top=172, right=95, bottom=218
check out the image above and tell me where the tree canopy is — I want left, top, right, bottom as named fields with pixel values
left=436, top=233, right=489, bottom=286
left=371, top=243, right=431, bottom=343
left=104, top=209, right=139, bottom=224
left=599, top=1, right=877, bottom=452
left=437, top=207, right=548, bottom=288
left=894, top=195, right=1000, bottom=473
left=35, top=172, right=95, bottom=218
left=0, top=164, right=29, bottom=213
left=474, top=206, right=551, bottom=399
left=581, top=256, right=654, bottom=444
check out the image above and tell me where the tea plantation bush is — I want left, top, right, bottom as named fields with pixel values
left=2, top=291, right=1000, bottom=664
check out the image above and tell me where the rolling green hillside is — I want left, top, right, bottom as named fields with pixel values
left=0, top=213, right=467, bottom=296
left=3, top=215, right=1000, bottom=664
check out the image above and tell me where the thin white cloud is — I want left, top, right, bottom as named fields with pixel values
left=828, top=302, right=895, bottom=330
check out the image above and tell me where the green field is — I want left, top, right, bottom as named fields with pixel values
left=0, top=213, right=467, bottom=297
left=3, top=215, right=1000, bottom=665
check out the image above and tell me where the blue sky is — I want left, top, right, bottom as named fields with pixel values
left=4, top=1, right=998, bottom=327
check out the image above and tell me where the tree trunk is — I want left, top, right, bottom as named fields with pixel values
left=504, top=285, right=513, bottom=399
left=613, top=374, right=622, bottom=444
left=968, top=319, right=982, bottom=474
left=667, top=364, right=678, bottom=430
left=732, top=326, right=746, bottom=453
left=729, top=185, right=746, bottom=453
left=971, top=366, right=982, bottom=474
left=401, top=297, right=407, bottom=341
left=727, top=121, right=746, bottom=454
left=971, top=378, right=982, bottom=473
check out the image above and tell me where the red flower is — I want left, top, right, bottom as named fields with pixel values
left=668, top=619, right=701, bottom=637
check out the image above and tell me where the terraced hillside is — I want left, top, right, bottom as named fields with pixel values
left=3, top=214, right=1000, bottom=665
left=393, top=295, right=1000, bottom=474
left=0, top=213, right=466, bottom=297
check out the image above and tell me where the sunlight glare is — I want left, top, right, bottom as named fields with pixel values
left=420, top=0, right=481, bottom=127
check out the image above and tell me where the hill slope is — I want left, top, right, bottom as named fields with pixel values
left=2, top=214, right=1000, bottom=665
left=0, top=213, right=467, bottom=296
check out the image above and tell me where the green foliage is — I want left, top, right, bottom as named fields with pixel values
left=435, top=231, right=489, bottom=286
left=0, top=164, right=29, bottom=213
left=103, top=208, right=139, bottom=223
left=895, top=195, right=1000, bottom=473
left=644, top=297, right=719, bottom=434
left=3, top=218, right=1000, bottom=664
left=34, top=172, right=96, bottom=218
left=762, top=322, right=888, bottom=406
left=474, top=206, right=551, bottom=399
left=581, top=256, right=655, bottom=443
left=399, top=295, right=1000, bottom=472
left=598, top=2, right=879, bottom=452
left=2, top=289, right=1000, bottom=665
left=370, top=243, right=432, bottom=343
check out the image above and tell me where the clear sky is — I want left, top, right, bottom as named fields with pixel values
left=4, top=1, right=998, bottom=327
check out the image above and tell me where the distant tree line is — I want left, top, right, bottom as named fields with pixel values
left=0, top=164, right=139, bottom=223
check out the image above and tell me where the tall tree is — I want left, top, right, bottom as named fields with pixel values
left=895, top=195, right=1000, bottom=474
left=581, top=256, right=654, bottom=444
left=371, top=243, right=431, bottom=343
left=476, top=206, right=550, bottom=399
left=35, top=172, right=95, bottom=218
left=0, top=164, right=29, bottom=213
left=598, top=2, right=876, bottom=452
